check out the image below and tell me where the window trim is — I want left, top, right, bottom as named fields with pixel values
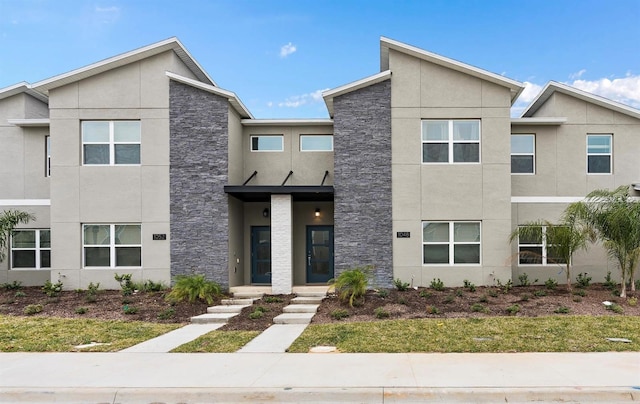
left=250, top=135, right=284, bottom=152
left=300, top=135, right=333, bottom=152
left=422, top=221, right=481, bottom=266
left=586, top=134, right=612, bottom=175
left=82, top=224, right=142, bottom=269
left=10, top=229, right=50, bottom=270
left=511, top=134, right=535, bottom=175
left=82, top=120, right=141, bottom=166
left=517, top=225, right=567, bottom=266
left=421, top=119, right=481, bottom=164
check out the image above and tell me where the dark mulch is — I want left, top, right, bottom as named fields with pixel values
left=220, top=294, right=294, bottom=331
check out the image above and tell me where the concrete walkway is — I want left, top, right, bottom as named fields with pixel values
left=237, top=324, right=308, bottom=353
left=0, top=352, right=638, bottom=402
left=120, top=323, right=224, bottom=353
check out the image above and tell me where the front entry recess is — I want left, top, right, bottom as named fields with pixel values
left=306, top=226, right=334, bottom=283
left=251, top=226, right=271, bottom=284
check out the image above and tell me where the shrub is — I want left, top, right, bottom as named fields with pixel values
left=607, top=303, right=624, bottom=314
left=165, top=274, right=221, bottom=305
left=329, top=266, right=371, bottom=307
left=444, top=294, right=455, bottom=304
left=263, top=296, right=283, bottom=303
left=426, top=305, right=440, bottom=315
left=627, top=296, right=638, bottom=307
left=23, top=304, right=43, bottom=315
left=534, top=290, right=547, bottom=297
left=463, top=279, right=476, bottom=292
left=478, top=294, right=489, bottom=303
left=554, top=306, right=570, bottom=314
left=496, top=279, right=513, bottom=294
left=487, top=289, right=499, bottom=298
left=518, top=273, right=531, bottom=286
left=377, top=289, right=389, bottom=298
left=419, top=290, right=432, bottom=299
left=114, top=273, right=134, bottom=296
left=85, top=282, right=100, bottom=303
left=520, top=293, right=531, bottom=302
left=575, top=273, right=592, bottom=289
left=132, top=279, right=167, bottom=292
left=470, top=303, right=488, bottom=313
left=330, top=309, right=349, bottom=320
left=249, top=310, right=264, bottom=319
left=2, top=281, right=22, bottom=290
left=254, top=305, right=268, bottom=313
left=14, top=291, right=26, bottom=298
left=430, top=278, right=445, bottom=291
left=604, top=271, right=617, bottom=291
left=398, top=296, right=407, bottom=305
left=393, top=278, right=410, bottom=291
left=455, top=289, right=464, bottom=297
left=75, top=307, right=88, bottom=314
left=157, top=308, right=176, bottom=320
left=123, top=305, right=138, bottom=315
left=374, top=307, right=390, bottom=319
left=544, top=278, right=558, bottom=290
left=573, top=289, right=586, bottom=297
left=506, top=304, right=520, bottom=315
left=42, top=280, right=63, bottom=297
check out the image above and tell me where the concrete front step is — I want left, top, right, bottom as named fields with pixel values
left=291, top=296, right=324, bottom=304
left=190, top=312, right=239, bottom=324
left=208, top=304, right=250, bottom=313
left=294, top=291, right=328, bottom=298
left=283, top=304, right=319, bottom=314
left=232, top=292, right=265, bottom=299
left=273, top=312, right=315, bottom=324
left=221, top=298, right=256, bottom=306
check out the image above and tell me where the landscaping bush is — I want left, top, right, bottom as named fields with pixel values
left=430, top=278, right=445, bottom=291
left=575, top=273, right=592, bottom=289
left=23, top=304, right=43, bottom=315
left=42, top=280, right=63, bottom=298
left=165, top=274, right=221, bottom=305
left=393, top=278, right=410, bottom=291
left=374, top=307, right=390, bottom=319
left=330, top=266, right=371, bottom=307
left=330, top=309, right=349, bottom=320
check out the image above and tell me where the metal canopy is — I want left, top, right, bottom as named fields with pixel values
left=224, top=185, right=334, bottom=202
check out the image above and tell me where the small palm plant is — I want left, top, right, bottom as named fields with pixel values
left=165, top=274, right=221, bottom=305
left=329, top=265, right=372, bottom=307
left=0, top=210, right=35, bottom=262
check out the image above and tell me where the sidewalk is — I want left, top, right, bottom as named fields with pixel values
left=1, top=352, right=638, bottom=403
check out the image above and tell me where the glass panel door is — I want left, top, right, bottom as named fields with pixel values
left=306, top=226, right=334, bottom=283
left=251, top=226, right=271, bottom=284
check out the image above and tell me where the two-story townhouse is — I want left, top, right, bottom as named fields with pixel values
left=1, top=36, right=639, bottom=291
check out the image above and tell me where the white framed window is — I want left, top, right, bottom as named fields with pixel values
left=300, top=135, right=333, bottom=151
left=45, top=135, right=51, bottom=177
left=83, top=224, right=141, bottom=268
left=511, top=134, right=535, bottom=174
left=82, top=121, right=141, bottom=165
left=587, top=134, right=612, bottom=174
left=251, top=135, right=283, bottom=152
left=517, top=225, right=567, bottom=265
left=11, top=229, right=50, bottom=269
left=422, top=221, right=481, bottom=265
left=422, top=120, right=480, bottom=163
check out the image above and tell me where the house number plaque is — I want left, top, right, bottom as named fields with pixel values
left=152, top=234, right=167, bottom=241
left=396, top=232, right=410, bottom=238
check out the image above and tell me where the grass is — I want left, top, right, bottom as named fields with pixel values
left=288, top=316, right=640, bottom=353
left=171, top=331, right=260, bottom=353
left=0, top=315, right=179, bottom=352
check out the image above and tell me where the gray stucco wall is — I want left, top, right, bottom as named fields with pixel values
left=332, top=80, right=393, bottom=287
left=169, top=81, right=229, bottom=288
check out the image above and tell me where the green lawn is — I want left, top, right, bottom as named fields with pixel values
left=171, top=330, right=260, bottom=353
left=288, top=316, right=640, bottom=353
left=0, top=315, right=180, bottom=352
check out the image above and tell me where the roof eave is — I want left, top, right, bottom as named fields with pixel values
left=380, top=36, right=525, bottom=103
left=166, top=72, right=253, bottom=119
left=322, top=70, right=392, bottom=117
left=31, top=37, right=215, bottom=94
left=241, top=119, right=333, bottom=127
left=0, top=82, right=49, bottom=104
left=511, top=117, right=567, bottom=126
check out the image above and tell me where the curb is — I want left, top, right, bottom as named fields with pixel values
left=1, top=386, right=638, bottom=403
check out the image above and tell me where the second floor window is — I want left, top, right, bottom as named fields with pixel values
left=82, top=121, right=141, bottom=165
left=422, top=120, right=480, bottom=164
left=511, top=134, right=535, bottom=174
left=587, top=134, right=612, bottom=174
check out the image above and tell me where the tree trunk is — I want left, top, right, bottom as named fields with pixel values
left=620, top=273, right=627, bottom=298
left=566, top=264, right=572, bottom=292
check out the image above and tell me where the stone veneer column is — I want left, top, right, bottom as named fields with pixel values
left=333, top=80, right=393, bottom=287
left=169, top=81, right=229, bottom=289
left=270, top=194, right=292, bottom=294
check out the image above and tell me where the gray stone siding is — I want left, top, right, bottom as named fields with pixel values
left=169, top=81, right=229, bottom=288
left=332, top=80, right=393, bottom=287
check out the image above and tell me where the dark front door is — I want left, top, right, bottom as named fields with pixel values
left=306, top=226, right=334, bottom=283
left=251, top=226, right=271, bottom=284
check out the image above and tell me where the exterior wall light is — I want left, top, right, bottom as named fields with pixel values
left=263, top=208, right=269, bottom=218
left=315, top=208, right=321, bottom=217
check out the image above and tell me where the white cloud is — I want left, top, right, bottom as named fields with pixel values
left=511, top=81, right=544, bottom=117
left=277, top=88, right=329, bottom=108
left=93, top=5, right=120, bottom=23
left=568, top=74, right=640, bottom=108
left=267, top=101, right=273, bottom=108
left=280, top=42, right=297, bottom=58
left=569, top=69, right=587, bottom=80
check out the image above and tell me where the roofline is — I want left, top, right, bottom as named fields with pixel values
left=0, top=82, right=48, bottom=104
left=241, top=119, right=333, bottom=126
left=166, top=72, right=253, bottom=119
left=31, top=37, right=215, bottom=94
left=511, top=117, right=567, bottom=126
left=380, top=36, right=525, bottom=103
left=521, top=81, right=640, bottom=120
left=7, top=118, right=50, bottom=127
left=322, top=70, right=392, bottom=117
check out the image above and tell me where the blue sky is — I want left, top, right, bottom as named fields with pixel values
left=1, top=0, right=639, bottom=118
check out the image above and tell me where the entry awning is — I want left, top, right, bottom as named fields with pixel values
left=224, top=185, right=334, bottom=202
